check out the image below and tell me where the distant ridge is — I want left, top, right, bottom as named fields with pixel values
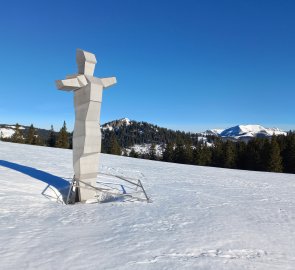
left=0, top=120, right=288, bottom=145
left=202, top=124, right=286, bottom=140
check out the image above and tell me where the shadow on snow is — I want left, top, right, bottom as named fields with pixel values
left=0, top=160, right=70, bottom=203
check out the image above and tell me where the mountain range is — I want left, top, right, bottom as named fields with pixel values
left=0, top=119, right=288, bottom=146
left=202, top=124, right=286, bottom=140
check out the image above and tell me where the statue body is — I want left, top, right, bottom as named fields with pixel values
left=56, top=49, right=116, bottom=202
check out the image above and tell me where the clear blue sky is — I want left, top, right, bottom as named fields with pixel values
left=0, top=0, right=294, bottom=132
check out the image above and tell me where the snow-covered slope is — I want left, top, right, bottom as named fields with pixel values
left=125, top=143, right=163, bottom=156
left=1, top=141, right=295, bottom=269
left=102, top=118, right=132, bottom=131
left=220, top=125, right=286, bottom=139
left=0, top=125, right=25, bottom=138
left=201, top=129, right=224, bottom=136
left=202, top=125, right=286, bottom=140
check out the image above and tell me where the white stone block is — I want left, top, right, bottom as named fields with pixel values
left=73, top=136, right=101, bottom=155
left=73, top=120, right=100, bottom=137
left=89, top=84, right=103, bottom=102
left=73, top=153, right=99, bottom=177
left=101, top=77, right=117, bottom=88
left=56, top=78, right=80, bottom=90
left=74, top=102, right=101, bottom=121
left=74, top=83, right=103, bottom=106
left=76, top=49, right=97, bottom=76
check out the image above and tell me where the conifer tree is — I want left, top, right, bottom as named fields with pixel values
left=11, top=123, right=24, bottom=143
left=149, top=143, right=157, bottom=160
left=236, top=141, right=247, bottom=169
left=101, top=140, right=106, bottom=153
left=183, top=143, right=193, bottom=164
left=163, top=142, right=174, bottom=162
left=244, top=138, right=263, bottom=171
left=129, top=148, right=138, bottom=158
left=173, top=139, right=186, bottom=164
left=56, top=121, right=69, bottom=149
left=47, top=125, right=56, bottom=147
left=198, top=144, right=212, bottom=166
left=260, top=139, right=271, bottom=171
left=25, top=124, right=40, bottom=145
left=192, top=144, right=200, bottom=165
left=283, top=132, right=295, bottom=173
left=211, top=138, right=223, bottom=167
left=69, top=133, right=73, bottom=149
left=109, top=133, right=121, bottom=155
left=223, top=141, right=237, bottom=168
left=266, top=136, right=283, bottom=172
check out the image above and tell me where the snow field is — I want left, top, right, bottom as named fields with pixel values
left=1, top=141, right=295, bottom=269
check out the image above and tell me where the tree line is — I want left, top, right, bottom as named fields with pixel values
left=160, top=133, right=295, bottom=174
left=1, top=121, right=122, bottom=156
left=1, top=120, right=198, bottom=154
left=1, top=122, right=71, bottom=149
left=2, top=122, right=294, bottom=174
left=103, top=127, right=295, bottom=174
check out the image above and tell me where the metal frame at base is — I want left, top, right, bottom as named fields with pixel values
left=65, top=173, right=151, bottom=205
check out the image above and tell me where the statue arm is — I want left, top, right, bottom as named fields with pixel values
left=56, top=75, right=88, bottom=91
left=56, top=78, right=80, bottom=91
left=101, top=77, right=117, bottom=88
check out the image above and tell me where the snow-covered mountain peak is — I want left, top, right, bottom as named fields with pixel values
left=101, top=118, right=132, bottom=131
left=119, top=117, right=130, bottom=124
left=220, top=124, right=286, bottom=138
left=120, top=118, right=131, bottom=125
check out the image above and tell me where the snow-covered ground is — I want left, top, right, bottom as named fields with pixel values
left=1, top=141, right=295, bottom=269
left=125, top=143, right=163, bottom=157
left=0, top=125, right=25, bottom=138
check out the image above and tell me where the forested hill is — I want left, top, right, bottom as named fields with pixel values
left=0, top=119, right=202, bottom=150
left=101, top=118, right=198, bottom=149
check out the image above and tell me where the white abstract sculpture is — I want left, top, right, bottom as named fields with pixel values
left=56, top=49, right=116, bottom=202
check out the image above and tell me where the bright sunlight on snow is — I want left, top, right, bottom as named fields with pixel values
left=1, top=141, right=295, bottom=269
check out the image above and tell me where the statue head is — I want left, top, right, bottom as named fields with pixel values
left=76, top=49, right=97, bottom=76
